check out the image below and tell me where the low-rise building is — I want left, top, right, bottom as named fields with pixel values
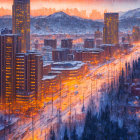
left=44, top=39, right=57, bottom=49
left=52, top=48, right=71, bottom=61
left=120, top=43, right=133, bottom=55
left=99, top=44, right=119, bottom=59
left=61, top=39, right=73, bottom=49
left=51, top=61, right=88, bottom=80
left=84, top=39, right=95, bottom=48
left=96, top=38, right=103, bottom=47
left=74, top=48, right=104, bottom=64
left=42, top=74, right=60, bottom=102
left=43, top=62, right=52, bottom=75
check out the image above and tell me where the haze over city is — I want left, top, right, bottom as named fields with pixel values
left=0, top=0, right=140, bottom=19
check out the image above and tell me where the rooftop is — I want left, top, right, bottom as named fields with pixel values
left=42, top=75, right=57, bottom=81
left=51, top=61, right=85, bottom=71
left=75, top=48, right=104, bottom=53
left=100, top=44, right=115, bottom=47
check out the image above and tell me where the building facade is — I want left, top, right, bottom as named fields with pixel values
left=84, top=39, right=95, bottom=48
left=15, top=52, right=43, bottom=103
left=15, top=53, right=28, bottom=94
left=0, top=34, right=21, bottom=103
left=74, top=48, right=104, bottom=64
left=94, top=28, right=102, bottom=39
left=44, top=39, right=57, bottom=49
left=103, top=13, right=119, bottom=44
left=61, top=39, right=73, bottom=49
left=27, top=52, right=43, bottom=100
left=12, top=0, right=30, bottom=53
left=52, top=48, right=70, bottom=61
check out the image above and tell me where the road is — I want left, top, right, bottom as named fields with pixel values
left=7, top=44, right=140, bottom=140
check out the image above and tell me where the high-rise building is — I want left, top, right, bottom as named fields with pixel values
left=0, top=34, right=21, bottom=103
left=44, top=39, right=57, bottom=49
left=103, top=13, right=119, bottom=44
left=12, top=0, right=30, bottom=53
left=15, top=52, right=43, bottom=101
left=27, top=51, right=43, bottom=100
left=61, top=39, right=73, bottom=49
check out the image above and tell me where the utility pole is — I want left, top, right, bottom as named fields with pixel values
left=108, top=61, right=110, bottom=90
left=8, top=98, right=10, bottom=123
left=82, top=84, right=85, bottom=112
left=32, top=108, right=34, bottom=140
left=91, top=78, right=93, bottom=104
left=4, top=101, right=7, bottom=140
left=59, top=75, right=62, bottom=124
left=44, top=130, right=47, bottom=140
left=52, top=87, right=54, bottom=115
left=8, top=98, right=11, bottom=134
left=68, top=81, right=72, bottom=131
left=91, top=78, right=92, bottom=98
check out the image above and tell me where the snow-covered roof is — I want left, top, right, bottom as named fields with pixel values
left=135, top=88, right=140, bottom=91
left=16, top=56, right=24, bottom=58
left=100, top=44, right=115, bottom=47
left=43, top=61, right=54, bottom=67
left=43, top=63, right=51, bottom=67
left=51, top=61, right=85, bottom=71
left=42, top=75, right=57, bottom=81
left=75, top=48, right=104, bottom=53
left=53, top=61, right=80, bottom=65
left=1, top=34, right=19, bottom=36
left=53, top=48, right=70, bottom=51
left=49, top=71, right=62, bottom=74
left=92, top=48, right=104, bottom=52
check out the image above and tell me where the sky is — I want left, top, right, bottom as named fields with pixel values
left=0, top=0, right=140, bottom=18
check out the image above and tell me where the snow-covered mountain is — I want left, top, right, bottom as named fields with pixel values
left=31, top=11, right=103, bottom=34
left=0, top=12, right=103, bottom=34
left=0, top=17, right=12, bottom=31
left=120, top=8, right=140, bottom=19
left=0, top=9, right=140, bottom=35
left=119, top=8, right=140, bottom=31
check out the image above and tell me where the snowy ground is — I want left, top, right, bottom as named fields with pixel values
left=4, top=45, right=140, bottom=140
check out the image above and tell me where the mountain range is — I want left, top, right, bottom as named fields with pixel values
left=0, top=8, right=140, bottom=34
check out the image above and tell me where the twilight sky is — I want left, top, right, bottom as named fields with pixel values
left=0, top=0, right=140, bottom=18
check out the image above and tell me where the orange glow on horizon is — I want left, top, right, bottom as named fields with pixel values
left=0, top=0, right=139, bottom=19
left=0, top=7, right=104, bottom=20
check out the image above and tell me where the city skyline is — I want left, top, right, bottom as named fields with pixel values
left=0, top=0, right=139, bottom=139
left=0, top=0, right=139, bottom=17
